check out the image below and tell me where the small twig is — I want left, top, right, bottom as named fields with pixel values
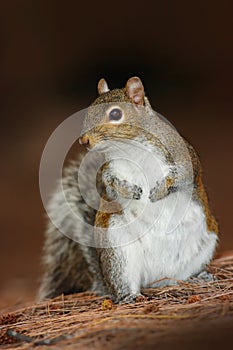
left=6, top=329, right=33, bottom=343
left=201, top=290, right=233, bottom=302
left=47, top=302, right=51, bottom=316
left=6, top=328, right=70, bottom=346
left=61, top=293, right=65, bottom=315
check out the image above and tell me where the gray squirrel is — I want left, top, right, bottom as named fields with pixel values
left=38, top=77, right=218, bottom=302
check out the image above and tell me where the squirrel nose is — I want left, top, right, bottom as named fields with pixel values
left=79, top=134, right=89, bottom=146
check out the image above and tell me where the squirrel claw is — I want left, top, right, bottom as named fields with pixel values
left=132, top=186, right=143, bottom=200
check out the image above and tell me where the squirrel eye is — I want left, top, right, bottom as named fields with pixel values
left=108, top=108, right=123, bottom=121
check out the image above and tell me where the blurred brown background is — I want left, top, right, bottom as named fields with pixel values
left=0, top=0, right=232, bottom=308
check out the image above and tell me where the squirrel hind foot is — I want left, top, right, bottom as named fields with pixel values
left=118, top=293, right=146, bottom=304
left=188, top=270, right=217, bottom=284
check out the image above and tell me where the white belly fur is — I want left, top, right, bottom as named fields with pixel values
left=104, top=146, right=218, bottom=292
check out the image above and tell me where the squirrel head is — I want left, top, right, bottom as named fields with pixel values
left=79, top=77, right=153, bottom=148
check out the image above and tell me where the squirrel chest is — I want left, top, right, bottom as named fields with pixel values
left=94, top=139, right=217, bottom=291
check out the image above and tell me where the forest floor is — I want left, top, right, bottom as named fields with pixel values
left=0, top=254, right=233, bottom=350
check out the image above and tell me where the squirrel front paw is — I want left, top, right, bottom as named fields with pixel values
left=115, top=178, right=142, bottom=200
left=149, top=176, right=176, bottom=202
left=103, top=173, right=142, bottom=200
left=149, top=180, right=167, bottom=202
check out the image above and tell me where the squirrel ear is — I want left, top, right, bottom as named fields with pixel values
left=126, top=77, right=145, bottom=106
left=97, top=78, right=109, bottom=95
